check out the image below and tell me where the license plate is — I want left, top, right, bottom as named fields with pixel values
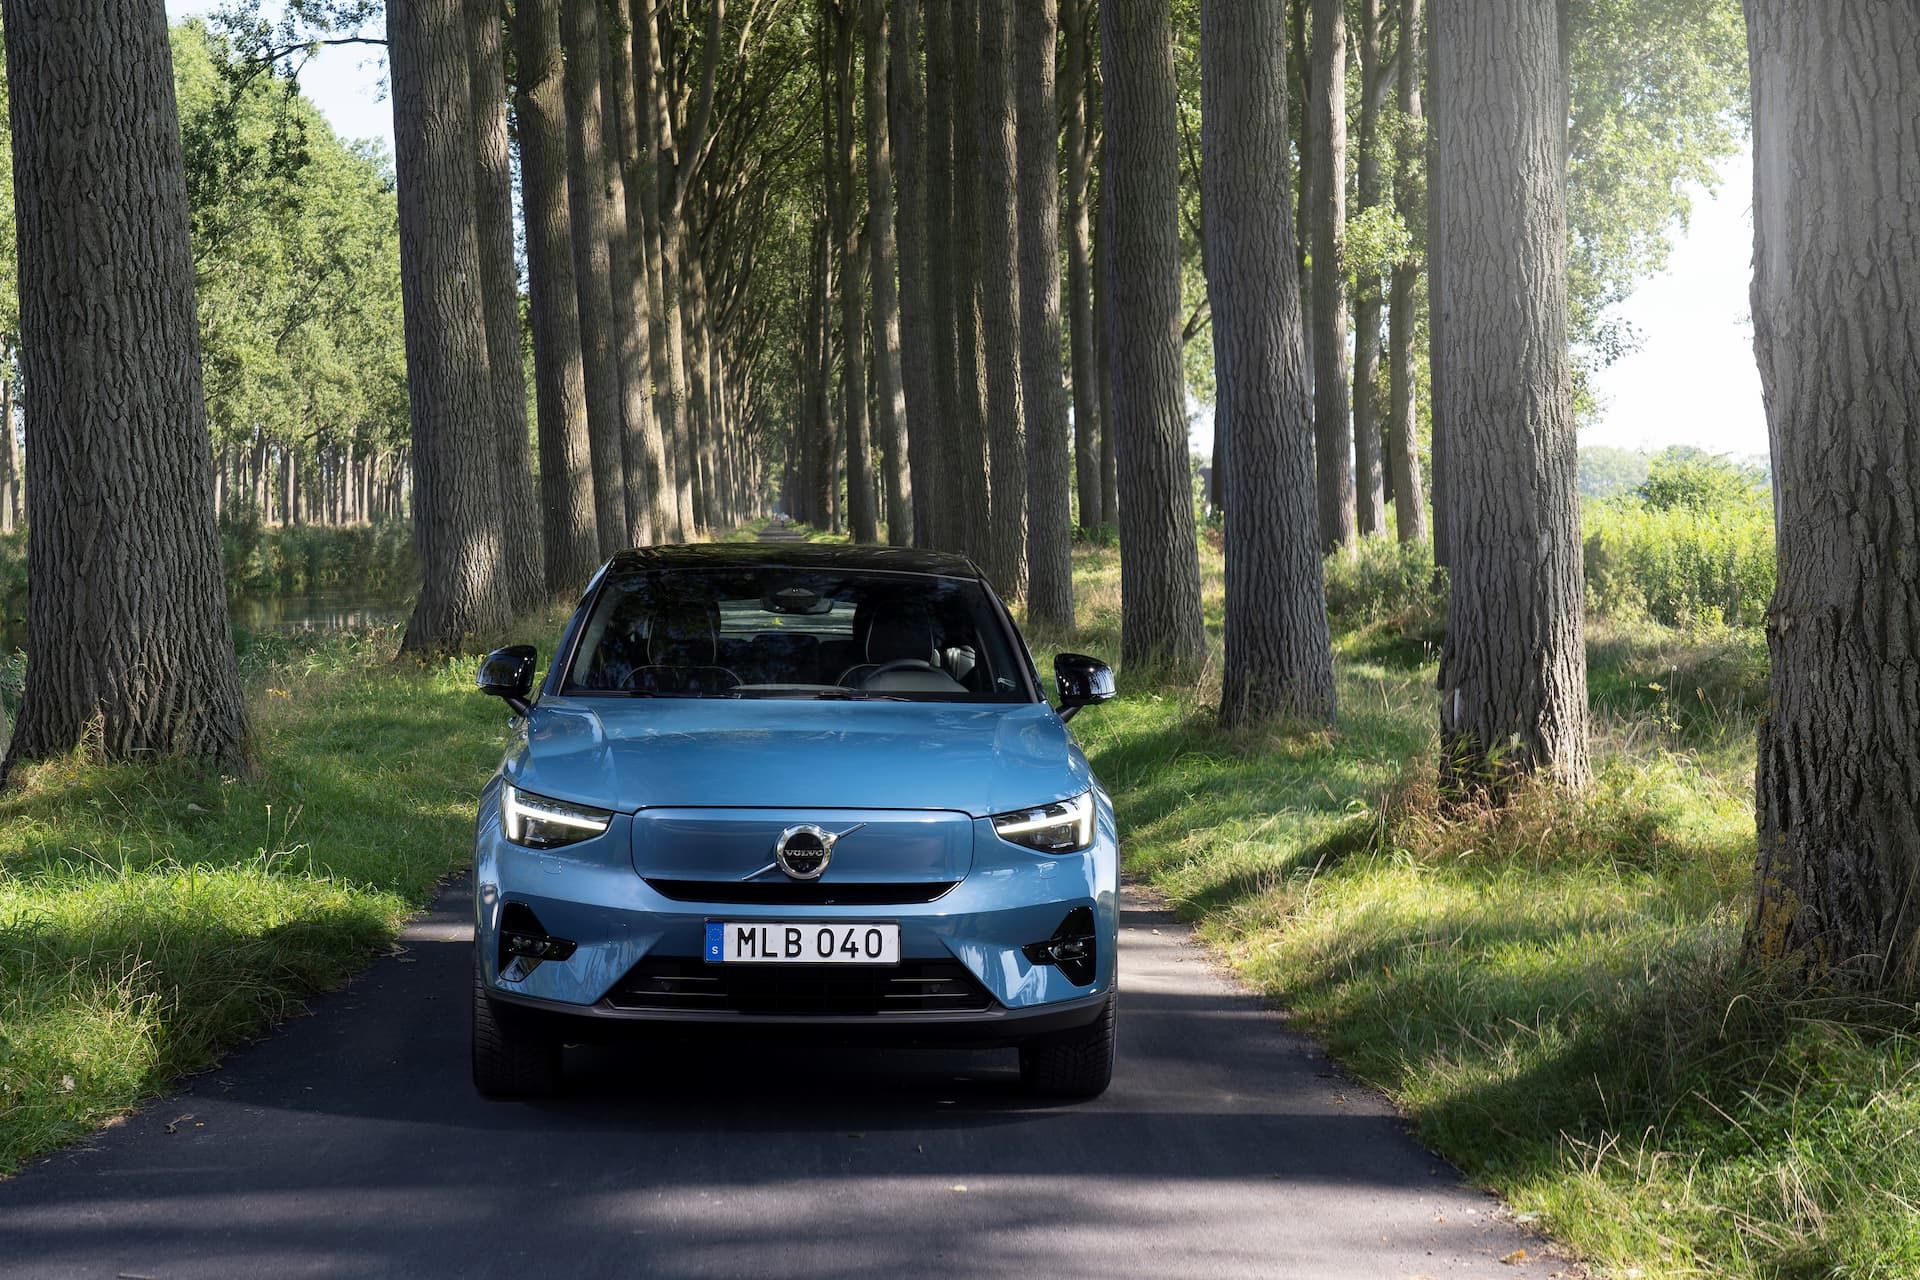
left=706, top=921, right=900, bottom=965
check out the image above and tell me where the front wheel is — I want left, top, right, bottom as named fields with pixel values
left=471, top=963, right=561, bottom=1099
left=1018, top=991, right=1117, bottom=1099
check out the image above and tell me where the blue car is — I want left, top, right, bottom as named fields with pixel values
left=469, top=544, right=1120, bottom=1099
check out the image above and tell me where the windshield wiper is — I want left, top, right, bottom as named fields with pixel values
left=810, top=689, right=909, bottom=702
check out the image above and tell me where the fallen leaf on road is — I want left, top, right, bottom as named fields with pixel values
left=1500, top=1248, right=1530, bottom=1265
left=164, top=1114, right=193, bottom=1135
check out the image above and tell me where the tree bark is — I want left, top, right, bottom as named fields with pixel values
left=1431, top=0, right=1589, bottom=789
left=0, top=376, right=17, bottom=535
left=390, top=0, right=513, bottom=654
left=1063, top=0, right=1102, bottom=533
left=1094, top=162, right=1118, bottom=528
left=923, top=0, right=964, bottom=551
left=1203, top=0, right=1336, bottom=727
left=645, top=5, right=697, bottom=539
left=1387, top=0, right=1428, bottom=544
left=1744, top=1, right=1920, bottom=990
left=563, top=0, right=630, bottom=557
left=1350, top=0, right=1387, bottom=538
left=1426, top=0, right=1450, bottom=569
left=1099, top=0, right=1206, bottom=676
left=1016, top=0, right=1075, bottom=631
left=890, top=0, right=937, bottom=547
left=862, top=0, right=912, bottom=545
left=0, top=0, right=252, bottom=779
left=946, top=0, right=993, bottom=565
left=976, top=0, right=1027, bottom=596
left=1308, top=0, right=1354, bottom=554
left=629, top=0, right=682, bottom=542
left=514, top=0, right=601, bottom=596
left=602, top=3, right=663, bottom=548
left=829, top=1, right=877, bottom=544
left=471, top=0, right=543, bottom=610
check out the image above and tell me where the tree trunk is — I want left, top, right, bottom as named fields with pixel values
left=946, top=0, right=993, bottom=565
left=1094, top=163, right=1118, bottom=528
left=1099, top=0, right=1206, bottom=676
left=471, top=0, right=543, bottom=610
left=975, top=0, right=1027, bottom=596
left=1015, top=0, right=1074, bottom=631
left=1063, top=0, right=1101, bottom=533
left=0, top=0, right=265, bottom=781
left=890, top=0, right=937, bottom=548
left=1387, top=0, right=1428, bottom=545
left=563, top=0, right=631, bottom=557
left=646, top=1, right=711, bottom=541
left=828, top=2, right=877, bottom=544
left=1426, top=0, right=1449, bottom=569
left=1350, top=0, right=1387, bottom=538
left=1431, top=0, right=1588, bottom=789
left=630, top=0, right=682, bottom=542
left=602, top=4, right=663, bottom=549
left=684, top=238, right=718, bottom=533
left=514, top=0, right=601, bottom=596
left=1203, top=0, right=1336, bottom=727
left=863, top=0, right=911, bottom=546
left=1309, top=0, right=1354, bottom=554
left=923, top=0, right=964, bottom=551
left=1744, top=1, right=1920, bottom=991
left=391, top=0, right=513, bottom=655
left=2, top=376, right=19, bottom=535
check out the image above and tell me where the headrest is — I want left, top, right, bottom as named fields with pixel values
left=866, top=604, right=936, bottom=665
left=647, top=604, right=717, bottom=666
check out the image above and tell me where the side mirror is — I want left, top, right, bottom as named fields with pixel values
left=1053, top=653, right=1116, bottom=722
left=477, top=645, right=538, bottom=715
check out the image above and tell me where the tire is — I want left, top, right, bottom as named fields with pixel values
left=471, top=962, right=561, bottom=1099
left=1018, top=991, right=1117, bottom=1099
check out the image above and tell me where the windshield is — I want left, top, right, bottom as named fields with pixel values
left=563, top=567, right=1034, bottom=703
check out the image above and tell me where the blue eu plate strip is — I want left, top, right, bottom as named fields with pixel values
left=704, top=921, right=724, bottom=962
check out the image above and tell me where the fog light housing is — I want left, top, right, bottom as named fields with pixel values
left=1023, top=906, right=1097, bottom=986
left=498, top=902, right=576, bottom=979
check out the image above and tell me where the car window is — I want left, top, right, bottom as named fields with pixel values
left=563, top=567, right=1033, bottom=702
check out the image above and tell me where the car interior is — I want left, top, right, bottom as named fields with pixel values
left=566, top=571, right=1023, bottom=700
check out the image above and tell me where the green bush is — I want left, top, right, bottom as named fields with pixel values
left=0, top=530, right=23, bottom=647
left=1584, top=494, right=1774, bottom=627
left=1323, top=536, right=1445, bottom=632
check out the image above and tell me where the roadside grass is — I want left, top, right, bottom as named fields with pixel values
left=0, top=625, right=529, bottom=1174
left=1055, top=545, right=1920, bottom=1279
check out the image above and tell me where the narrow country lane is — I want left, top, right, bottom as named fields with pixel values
left=0, top=884, right=1555, bottom=1279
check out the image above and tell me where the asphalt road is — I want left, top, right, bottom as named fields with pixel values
left=0, top=885, right=1556, bottom=1279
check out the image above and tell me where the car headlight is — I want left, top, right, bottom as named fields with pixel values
left=500, top=783, right=612, bottom=849
left=992, top=790, right=1095, bottom=853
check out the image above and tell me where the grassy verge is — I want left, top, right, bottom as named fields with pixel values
left=1043, top=545, right=1919, bottom=1280
left=0, top=625, right=525, bottom=1174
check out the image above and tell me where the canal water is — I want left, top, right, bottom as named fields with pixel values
left=0, top=590, right=413, bottom=656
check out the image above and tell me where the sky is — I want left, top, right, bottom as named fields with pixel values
left=165, top=2, right=1767, bottom=464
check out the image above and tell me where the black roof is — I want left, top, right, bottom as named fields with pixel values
left=604, top=541, right=984, bottom=578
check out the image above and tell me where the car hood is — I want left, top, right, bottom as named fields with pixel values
left=502, top=697, right=1091, bottom=818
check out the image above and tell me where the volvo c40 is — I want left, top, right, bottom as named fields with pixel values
left=469, top=544, right=1119, bottom=1099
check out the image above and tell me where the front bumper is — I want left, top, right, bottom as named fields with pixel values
left=471, top=782, right=1120, bottom=1037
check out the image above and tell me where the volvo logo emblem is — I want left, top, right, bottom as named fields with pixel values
left=773, top=823, right=864, bottom=881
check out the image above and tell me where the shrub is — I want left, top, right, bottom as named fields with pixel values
left=1323, top=537, right=1445, bottom=632
left=1584, top=494, right=1774, bottom=627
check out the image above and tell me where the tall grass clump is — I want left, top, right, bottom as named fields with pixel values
left=1583, top=450, right=1774, bottom=626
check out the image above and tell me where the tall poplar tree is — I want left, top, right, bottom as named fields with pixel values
left=1431, top=0, right=1589, bottom=788
left=1203, top=0, right=1335, bottom=726
left=1100, top=0, right=1205, bottom=675
left=1744, top=1, right=1920, bottom=991
left=0, top=0, right=252, bottom=780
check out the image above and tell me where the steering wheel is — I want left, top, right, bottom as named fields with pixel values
left=836, top=657, right=936, bottom=688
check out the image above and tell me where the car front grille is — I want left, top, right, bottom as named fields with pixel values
left=642, top=878, right=960, bottom=906
left=604, top=956, right=996, bottom=1016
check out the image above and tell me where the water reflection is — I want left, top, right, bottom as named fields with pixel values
left=0, top=592, right=412, bottom=655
